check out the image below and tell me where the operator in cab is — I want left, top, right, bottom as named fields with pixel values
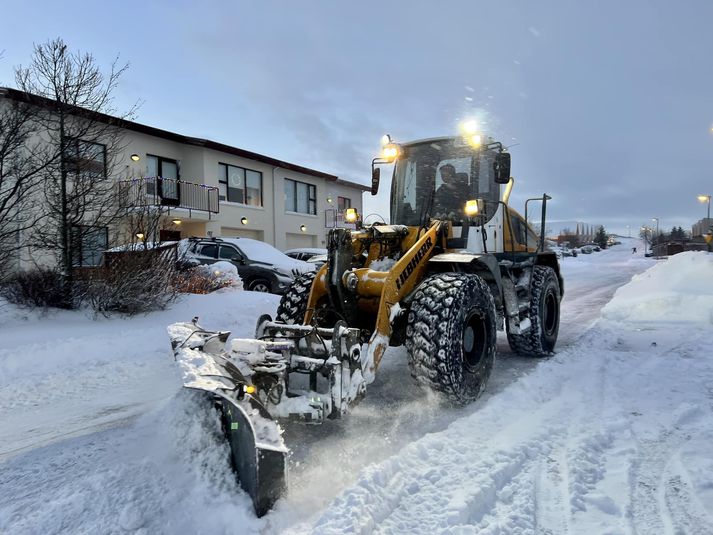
left=434, top=163, right=468, bottom=219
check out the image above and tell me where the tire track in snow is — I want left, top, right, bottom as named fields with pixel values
left=630, top=421, right=708, bottom=535
left=662, top=454, right=713, bottom=534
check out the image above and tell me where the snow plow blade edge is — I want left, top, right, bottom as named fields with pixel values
left=167, top=321, right=287, bottom=517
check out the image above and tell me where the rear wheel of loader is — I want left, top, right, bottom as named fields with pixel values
left=276, top=271, right=316, bottom=324
left=507, top=265, right=561, bottom=356
left=406, top=273, right=497, bottom=404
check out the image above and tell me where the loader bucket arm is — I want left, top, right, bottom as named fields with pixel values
left=362, top=221, right=442, bottom=381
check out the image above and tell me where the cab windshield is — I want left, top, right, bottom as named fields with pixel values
left=390, top=139, right=500, bottom=226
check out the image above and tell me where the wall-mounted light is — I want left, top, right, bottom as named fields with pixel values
left=241, top=217, right=248, bottom=225
left=130, top=154, right=141, bottom=162
left=135, top=232, right=145, bottom=240
left=326, top=197, right=333, bottom=204
left=171, top=219, right=181, bottom=225
left=300, top=224, right=307, bottom=232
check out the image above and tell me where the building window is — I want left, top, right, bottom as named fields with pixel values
left=338, top=196, right=352, bottom=211
left=218, top=163, right=262, bottom=206
left=70, top=225, right=108, bottom=267
left=285, top=179, right=316, bottom=215
left=146, top=155, right=179, bottom=179
left=63, top=138, right=106, bottom=179
left=146, top=155, right=179, bottom=196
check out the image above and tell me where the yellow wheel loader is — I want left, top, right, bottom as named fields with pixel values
left=168, top=133, right=563, bottom=516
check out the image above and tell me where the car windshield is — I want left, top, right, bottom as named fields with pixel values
left=390, top=139, right=500, bottom=226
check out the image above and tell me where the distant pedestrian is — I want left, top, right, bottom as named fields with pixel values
left=632, top=247, right=637, bottom=254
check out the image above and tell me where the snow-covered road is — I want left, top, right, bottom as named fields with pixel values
left=2, top=242, right=712, bottom=534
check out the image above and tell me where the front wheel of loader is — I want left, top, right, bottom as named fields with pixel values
left=406, top=273, right=497, bottom=405
left=506, top=265, right=561, bottom=356
left=276, top=271, right=316, bottom=324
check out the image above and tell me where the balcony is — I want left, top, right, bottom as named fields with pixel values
left=120, top=177, right=219, bottom=216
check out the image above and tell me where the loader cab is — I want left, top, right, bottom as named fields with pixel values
left=389, top=137, right=501, bottom=227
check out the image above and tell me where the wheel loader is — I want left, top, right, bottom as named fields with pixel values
left=168, top=132, right=563, bottom=516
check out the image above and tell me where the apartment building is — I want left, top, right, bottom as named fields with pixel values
left=1, top=87, right=369, bottom=268
left=692, top=218, right=713, bottom=237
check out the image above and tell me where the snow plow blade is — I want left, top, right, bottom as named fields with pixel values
left=167, top=321, right=287, bottom=517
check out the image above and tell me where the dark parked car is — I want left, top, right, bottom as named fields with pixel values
left=284, top=248, right=327, bottom=262
left=181, top=237, right=313, bottom=294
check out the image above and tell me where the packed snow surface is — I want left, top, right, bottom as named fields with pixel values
left=2, top=240, right=713, bottom=534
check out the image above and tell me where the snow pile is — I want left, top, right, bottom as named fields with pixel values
left=193, top=261, right=244, bottom=290
left=601, top=251, right=713, bottom=324
left=369, top=256, right=398, bottom=271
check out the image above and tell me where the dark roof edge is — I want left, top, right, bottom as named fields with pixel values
left=0, top=86, right=339, bottom=182
left=334, top=178, right=371, bottom=192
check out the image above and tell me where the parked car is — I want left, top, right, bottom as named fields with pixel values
left=304, top=254, right=328, bottom=267
left=548, top=245, right=577, bottom=258
left=284, top=247, right=327, bottom=262
left=181, top=237, right=313, bottom=294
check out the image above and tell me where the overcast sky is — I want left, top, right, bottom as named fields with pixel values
left=2, top=0, right=713, bottom=235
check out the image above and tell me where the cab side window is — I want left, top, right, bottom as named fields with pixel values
left=510, top=215, right=528, bottom=246
left=526, top=227, right=539, bottom=249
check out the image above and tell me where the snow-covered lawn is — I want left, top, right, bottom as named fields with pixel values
left=1, top=242, right=711, bottom=534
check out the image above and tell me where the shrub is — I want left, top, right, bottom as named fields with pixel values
left=173, top=261, right=243, bottom=294
left=0, top=268, right=67, bottom=309
left=83, top=245, right=179, bottom=316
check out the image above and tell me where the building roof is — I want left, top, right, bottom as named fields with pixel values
left=0, top=86, right=370, bottom=191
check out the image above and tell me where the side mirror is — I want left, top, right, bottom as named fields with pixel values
left=494, top=153, right=511, bottom=184
left=371, top=167, right=380, bottom=195
left=232, top=255, right=245, bottom=265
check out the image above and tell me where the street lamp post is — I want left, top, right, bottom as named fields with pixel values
left=698, top=194, right=712, bottom=252
left=652, top=218, right=659, bottom=259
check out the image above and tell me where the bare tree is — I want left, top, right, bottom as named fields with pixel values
left=0, top=90, right=49, bottom=280
left=13, top=38, right=136, bottom=306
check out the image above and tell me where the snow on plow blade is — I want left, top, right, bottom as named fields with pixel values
left=167, top=321, right=287, bottom=517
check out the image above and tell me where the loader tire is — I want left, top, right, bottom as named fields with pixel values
left=275, top=271, right=316, bottom=324
left=506, top=265, right=561, bottom=357
left=406, top=273, right=497, bottom=405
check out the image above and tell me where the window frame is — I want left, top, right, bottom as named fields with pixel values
left=146, top=155, right=179, bottom=197
left=70, top=225, right=108, bottom=267
left=338, top=196, right=352, bottom=211
left=146, top=154, right=180, bottom=180
left=63, top=137, right=107, bottom=180
left=218, top=163, right=263, bottom=206
left=285, top=178, right=317, bottom=215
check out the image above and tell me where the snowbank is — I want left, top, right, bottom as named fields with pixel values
left=601, top=251, right=713, bottom=324
left=193, top=261, right=244, bottom=290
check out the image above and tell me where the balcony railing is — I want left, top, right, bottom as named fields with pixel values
left=120, top=176, right=219, bottom=215
left=324, top=208, right=356, bottom=229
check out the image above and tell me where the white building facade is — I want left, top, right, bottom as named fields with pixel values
left=1, top=87, right=369, bottom=268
